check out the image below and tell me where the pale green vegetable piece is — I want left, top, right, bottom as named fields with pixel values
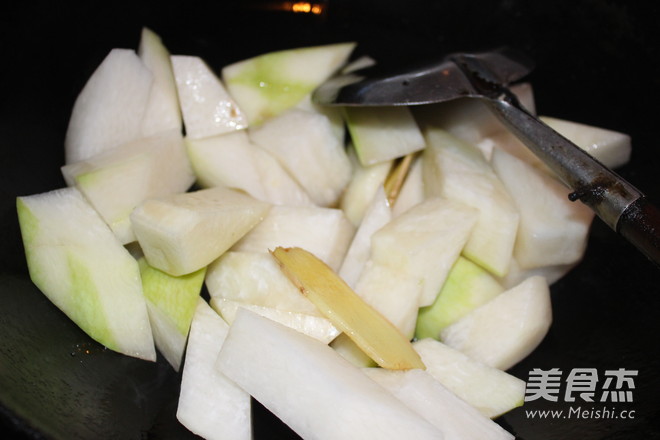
left=206, top=251, right=320, bottom=315
left=210, top=297, right=340, bottom=344
left=177, top=299, right=252, bottom=440
left=440, top=275, right=552, bottom=370
left=139, top=258, right=206, bottom=371
left=339, top=146, right=392, bottom=227
left=138, top=27, right=182, bottom=136
left=61, top=129, right=195, bottom=244
left=249, top=108, right=352, bottom=207
left=16, top=187, right=155, bottom=361
left=541, top=116, right=631, bottom=169
left=216, top=308, right=442, bottom=439
left=344, top=105, right=425, bottom=166
left=364, top=368, right=515, bottom=439
left=338, top=186, right=392, bottom=288
left=222, top=42, right=356, bottom=125
left=65, top=48, right=153, bottom=164
left=369, top=196, right=478, bottom=306
left=172, top=55, right=248, bottom=139
left=415, top=256, right=504, bottom=340
left=413, top=338, right=526, bottom=419
left=232, top=205, right=354, bottom=272
left=422, top=128, right=519, bottom=276
left=491, top=147, right=594, bottom=269
left=131, top=187, right=271, bottom=276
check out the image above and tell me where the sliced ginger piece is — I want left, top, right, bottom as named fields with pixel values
left=384, top=152, right=416, bottom=206
left=271, top=246, right=425, bottom=370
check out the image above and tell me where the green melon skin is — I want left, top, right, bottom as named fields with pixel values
left=415, top=256, right=504, bottom=340
left=139, top=258, right=206, bottom=371
left=222, top=42, right=356, bottom=126
left=16, top=187, right=156, bottom=361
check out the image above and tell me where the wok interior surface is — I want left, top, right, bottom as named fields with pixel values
left=1, top=1, right=659, bottom=439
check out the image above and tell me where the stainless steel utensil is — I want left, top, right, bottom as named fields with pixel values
left=313, top=48, right=660, bottom=266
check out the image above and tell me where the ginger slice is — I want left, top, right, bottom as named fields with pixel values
left=271, top=246, right=425, bottom=370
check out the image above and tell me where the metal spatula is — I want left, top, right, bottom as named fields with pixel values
left=313, top=48, right=660, bottom=266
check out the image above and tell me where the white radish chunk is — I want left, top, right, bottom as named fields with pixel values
left=216, top=309, right=444, bottom=440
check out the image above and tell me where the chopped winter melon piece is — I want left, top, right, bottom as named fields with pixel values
left=340, top=146, right=393, bottom=226
left=413, top=338, right=526, bottom=418
left=344, top=105, right=425, bottom=166
left=172, top=55, right=247, bottom=139
left=482, top=115, right=632, bottom=172
left=232, top=205, right=354, bottom=272
left=221, top=42, right=356, bottom=125
left=423, top=128, right=519, bottom=276
left=271, top=247, right=425, bottom=370
left=364, top=368, right=515, bottom=439
left=369, top=197, right=478, bottom=306
left=491, top=147, right=594, bottom=269
left=131, top=187, right=270, bottom=276
left=390, top=153, right=425, bottom=217
left=137, top=27, right=182, bottom=136
left=16, top=187, right=155, bottom=361
left=497, top=256, right=575, bottom=289
left=210, top=297, right=340, bottom=344
left=216, top=309, right=442, bottom=439
left=412, top=82, right=536, bottom=145
left=440, top=275, right=552, bottom=370
left=138, top=258, right=205, bottom=371
left=177, top=299, right=251, bottom=440
left=353, top=260, right=424, bottom=339
left=540, top=116, right=631, bottom=169
left=341, top=55, right=377, bottom=74
left=187, top=130, right=314, bottom=207
left=205, top=251, right=319, bottom=315
left=185, top=130, right=267, bottom=196
left=250, top=144, right=316, bottom=206
left=415, top=256, right=505, bottom=340
left=331, top=333, right=377, bottom=368
left=61, top=130, right=195, bottom=244
left=338, top=186, right=392, bottom=288
left=249, top=108, right=352, bottom=207
left=65, top=48, right=153, bottom=164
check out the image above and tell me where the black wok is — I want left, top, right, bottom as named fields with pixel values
left=1, top=1, right=659, bottom=439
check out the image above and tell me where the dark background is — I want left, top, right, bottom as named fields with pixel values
left=1, top=1, right=659, bottom=439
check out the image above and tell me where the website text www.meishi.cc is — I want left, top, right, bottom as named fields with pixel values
left=525, top=405, right=636, bottom=420
left=523, top=367, right=638, bottom=421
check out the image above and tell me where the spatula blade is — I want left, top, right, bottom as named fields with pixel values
left=312, top=47, right=534, bottom=106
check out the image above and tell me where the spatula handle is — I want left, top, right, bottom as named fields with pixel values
left=617, top=197, right=660, bottom=266
left=486, top=97, right=660, bottom=267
